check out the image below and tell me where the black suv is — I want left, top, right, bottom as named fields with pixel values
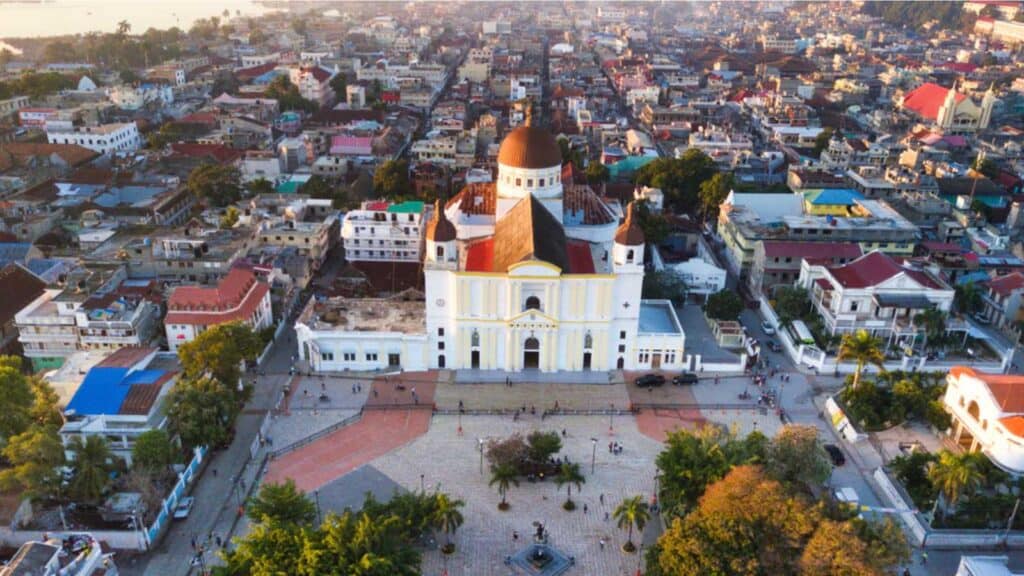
left=635, top=374, right=666, bottom=388
left=673, top=372, right=699, bottom=385
left=824, top=444, right=846, bottom=466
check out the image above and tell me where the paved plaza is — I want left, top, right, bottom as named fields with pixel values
left=372, top=415, right=662, bottom=576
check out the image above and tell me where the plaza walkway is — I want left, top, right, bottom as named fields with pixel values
left=264, top=372, right=438, bottom=492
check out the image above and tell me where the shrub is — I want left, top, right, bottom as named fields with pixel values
left=526, top=431, right=562, bottom=463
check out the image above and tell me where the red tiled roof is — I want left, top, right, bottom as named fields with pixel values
left=97, top=346, right=158, bottom=368
left=564, top=184, right=614, bottom=225
left=119, top=372, right=176, bottom=415
left=236, top=62, right=278, bottom=80
left=1001, top=416, right=1024, bottom=438
left=827, top=251, right=943, bottom=290
left=566, top=241, right=595, bottom=273
left=169, top=143, right=243, bottom=164
left=988, top=272, right=1024, bottom=297
left=465, top=238, right=495, bottom=272
left=814, top=277, right=834, bottom=290
left=166, top=268, right=269, bottom=326
left=300, top=66, right=332, bottom=83
left=951, top=366, right=1024, bottom=413
left=177, top=112, right=219, bottom=126
left=902, top=82, right=965, bottom=121
left=763, top=240, right=862, bottom=260
left=447, top=183, right=496, bottom=216
left=0, top=264, right=45, bottom=325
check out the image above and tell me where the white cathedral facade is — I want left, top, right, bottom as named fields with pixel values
left=296, top=122, right=686, bottom=373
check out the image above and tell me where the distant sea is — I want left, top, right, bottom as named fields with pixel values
left=0, top=0, right=280, bottom=41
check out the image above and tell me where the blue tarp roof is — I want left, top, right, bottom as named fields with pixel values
left=66, top=367, right=167, bottom=416
left=806, top=188, right=863, bottom=206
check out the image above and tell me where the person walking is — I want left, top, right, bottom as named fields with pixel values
left=583, top=503, right=588, bottom=514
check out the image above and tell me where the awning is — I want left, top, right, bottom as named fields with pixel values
left=873, top=294, right=934, bottom=309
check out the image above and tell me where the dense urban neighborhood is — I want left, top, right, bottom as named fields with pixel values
left=1, top=1, right=1024, bottom=574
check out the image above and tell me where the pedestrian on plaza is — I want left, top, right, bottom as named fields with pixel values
left=530, top=405, right=536, bottom=415
left=554, top=400, right=560, bottom=411
left=604, top=511, right=610, bottom=521
left=561, top=428, right=566, bottom=437
left=215, top=535, right=222, bottom=547
left=191, top=536, right=197, bottom=550
left=373, top=389, right=379, bottom=398
left=599, top=537, right=606, bottom=550
left=599, top=493, right=604, bottom=505
left=212, top=468, right=217, bottom=477
left=583, top=503, right=588, bottom=514
left=513, top=530, right=519, bottom=542
left=608, top=441, right=613, bottom=453
left=921, top=552, right=928, bottom=564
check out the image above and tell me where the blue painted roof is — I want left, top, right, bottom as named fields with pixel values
left=0, top=243, right=32, bottom=267
left=807, top=189, right=863, bottom=206
left=957, top=271, right=991, bottom=286
left=66, top=367, right=167, bottom=416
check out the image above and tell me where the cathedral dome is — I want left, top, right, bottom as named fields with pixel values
left=497, top=125, right=563, bottom=170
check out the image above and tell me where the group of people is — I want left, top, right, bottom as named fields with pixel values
left=608, top=441, right=624, bottom=455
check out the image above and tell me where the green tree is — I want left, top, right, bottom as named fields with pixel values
left=265, top=75, right=318, bottom=113
left=613, top=495, right=650, bottom=553
left=166, top=376, right=239, bottom=449
left=956, top=281, right=983, bottom=314
left=890, top=451, right=938, bottom=509
left=0, top=49, right=13, bottom=70
left=773, top=286, right=810, bottom=327
left=634, top=149, right=718, bottom=214
left=766, top=425, right=832, bottom=488
left=329, top=73, right=347, bottom=101
left=291, top=19, right=308, bottom=35
left=43, top=41, right=78, bottom=63
left=705, top=289, right=743, bottom=321
left=972, top=157, right=1000, bottom=179
left=0, top=356, right=36, bottom=446
left=585, top=162, right=610, bottom=186
left=554, top=461, right=585, bottom=510
left=186, top=163, right=242, bottom=207
left=68, top=435, right=115, bottom=504
left=526, top=430, right=562, bottom=463
left=119, top=69, right=138, bottom=84
left=178, top=321, right=261, bottom=386
left=489, top=463, right=519, bottom=510
left=837, top=329, right=886, bottom=389
left=698, top=172, right=735, bottom=220
left=813, top=127, right=834, bottom=157
left=29, top=377, right=63, bottom=431
left=298, top=175, right=334, bottom=199
left=432, top=493, right=465, bottom=553
left=0, top=426, right=64, bottom=498
left=246, top=177, right=274, bottom=196
left=220, top=521, right=305, bottom=574
left=249, top=28, right=268, bottom=45
left=248, top=479, right=317, bottom=526
left=131, top=429, right=176, bottom=476
left=642, top=270, right=687, bottom=303
left=220, top=206, right=240, bottom=229
left=798, top=519, right=879, bottom=576
left=485, top=434, right=530, bottom=472
left=928, top=450, right=986, bottom=510
left=373, top=159, right=411, bottom=198
left=558, top=137, right=584, bottom=168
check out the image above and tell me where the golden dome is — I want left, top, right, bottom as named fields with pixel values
left=497, top=125, right=563, bottom=170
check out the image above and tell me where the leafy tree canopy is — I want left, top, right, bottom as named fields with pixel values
left=373, top=159, right=412, bottom=199
left=634, top=150, right=718, bottom=214
left=186, top=163, right=242, bottom=207
left=247, top=479, right=317, bottom=526
left=131, top=429, right=177, bottom=476
left=705, top=289, right=743, bottom=321
left=178, top=321, right=261, bottom=386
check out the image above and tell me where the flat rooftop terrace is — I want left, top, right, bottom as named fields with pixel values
left=638, top=300, right=683, bottom=335
left=301, top=294, right=426, bottom=335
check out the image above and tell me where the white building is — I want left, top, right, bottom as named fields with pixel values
left=798, top=250, right=955, bottom=348
left=240, top=150, right=284, bottom=183
left=45, top=121, right=141, bottom=155
left=109, top=83, right=175, bottom=110
left=289, top=66, right=336, bottom=107
left=1, top=534, right=116, bottom=576
left=955, top=555, right=1022, bottom=576
left=944, top=367, right=1024, bottom=475
left=670, top=257, right=727, bottom=296
left=340, top=200, right=427, bottom=263
left=164, top=267, right=273, bottom=352
left=298, top=121, right=686, bottom=373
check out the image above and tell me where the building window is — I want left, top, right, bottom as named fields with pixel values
left=366, top=352, right=378, bottom=362
left=620, top=330, right=626, bottom=339
left=343, top=352, right=356, bottom=362
left=527, top=179, right=533, bottom=187
left=627, top=249, right=634, bottom=263
left=471, top=330, right=480, bottom=347
left=618, top=344, right=626, bottom=353
left=539, top=178, right=545, bottom=187
left=438, top=327, right=445, bottom=337
left=321, top=352, right=334, bottom=361
left=436, top=245, right=444, bottom=259
left=438, top=341, right=445, bottom=350
left=515, top=178, right=522, bottom=186
left=584, top=332, right=593, bottom=349
left=525, top=296, right=541, bottom=311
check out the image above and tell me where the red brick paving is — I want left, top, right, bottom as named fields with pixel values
left=636, top=407, right=706, bottom=442
left=264, top=372, right=438, bottom=492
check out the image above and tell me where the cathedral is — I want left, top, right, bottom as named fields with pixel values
left=297, top=121, right=686, bottom=374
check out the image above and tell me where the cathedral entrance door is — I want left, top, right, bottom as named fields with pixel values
left=523, top=337, right=540, bottom=370
left=651, top=354, right=661, bottom=369
left=471, top=350, right=480, bottom=369
left=583, top=352, right=592, bottom=371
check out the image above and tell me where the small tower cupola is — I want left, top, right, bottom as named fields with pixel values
left=613, top=202, right=645, bottom=266
left=425, top=200, right=457, bottom=266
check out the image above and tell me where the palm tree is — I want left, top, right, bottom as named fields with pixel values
left=432, top=493, right=464, bottom=554
left=489, top=464, right=519, bottom=511
left=613, top=495, right=651, bottom=553
left=913, top=308, right=947, bottom=352
left=956, top=282, right=983, bottom=315
left=928, top=451, right=986, bottom=513
left=837, top=329, right=885, bottom=389
left=554, top=462, right=585, bottom=511
left=68, top=436, right=114, bottom=504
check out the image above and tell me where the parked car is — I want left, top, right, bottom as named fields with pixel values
left=173, top=496, right=195, bottom=520
left=672, top=372, right=699, bottom=385
left=635, top=374, right=666, bottom=388
left=824, top=444, right=846, bottom=467
left=767, top=340, right=782, bottom=353
left=761, top=320, right=776, bottom=335
left=972, top=313, right=991, bottom=325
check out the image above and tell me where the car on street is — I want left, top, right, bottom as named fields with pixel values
left=635, top=374, right=666, bottom=388
left=672, top=372, right=699, bottom=385
left=824, top=444, right=846, bottom=467
left=761, top=320, right=776, bottom=335
left=766, top=340, right=782, bottom=353
left=173, top=496, right=195, bottom=520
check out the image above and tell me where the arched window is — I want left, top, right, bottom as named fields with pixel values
left=626, top=249, right=635, bottom=263
left=525, top=296, right=541, bottom=311
left=968, top=400, right=981, bottom=421
left=584, top=332, right=593, bottom=349
left=435, top=245, right=444, bottom=259
left=471, top=330, right=480, bottom=347
left=524, top=337, right=539, bottom=350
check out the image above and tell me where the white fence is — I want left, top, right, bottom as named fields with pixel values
left=0, top=528, right=147, bottom=551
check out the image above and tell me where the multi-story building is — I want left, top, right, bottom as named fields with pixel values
left=341, top=200, right=427, bottom=263
left=165, top=267, right=273, bottom=352
left=0, top=96, right=29, bottom=120
left=978, top=272, right=1024, bottom=338
left=944, top=366, right=1024, bottom=475
left=45, top=122, right=142, bottom=155
left=289, top=66, right=336, bottom=107
left=61, top=347, right=178, bottom=464
left=109, top=83, right=175, bottom=111
left=256, top=214, right=338, bottom=271
left=1, top=533, right=117, bottom=576
left=798, top=250, right=955, bottom=347
left=410, top=133, right=476, bottom=168
left=750, top=240, right=862, bottom=296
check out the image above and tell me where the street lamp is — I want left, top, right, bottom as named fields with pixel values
left=478, top=438, right=484, bottom=476
left=590, top=437, right=598, bottom=474
left=314, top=489, right=322, bottom=525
